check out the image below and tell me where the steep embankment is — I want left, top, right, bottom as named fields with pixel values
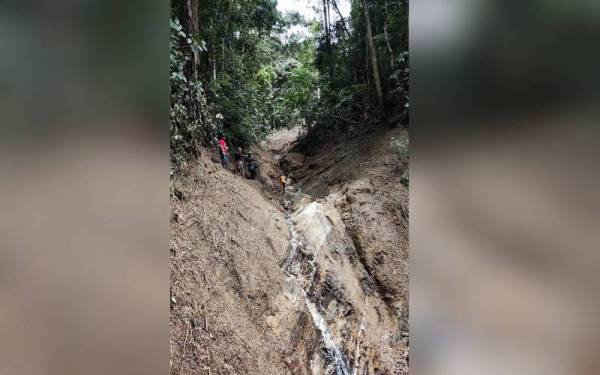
left=170, top=154, right=295, bottom=374
left=286, top=126, right=409, bottom=320
left=278, top=125, right=409, bottom=374
left=170, top=124, right=408, bottom=374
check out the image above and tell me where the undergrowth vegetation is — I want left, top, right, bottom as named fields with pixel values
left=391, top=136, right=409, bottom=161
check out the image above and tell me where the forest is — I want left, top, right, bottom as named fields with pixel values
left=169, top=1, right=409, bottom=373
left=170, top=0, right=408, bottom=165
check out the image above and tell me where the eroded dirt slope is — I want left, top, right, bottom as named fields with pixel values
left=281, top=125, right=409, bottom=373
left=289, top=126, right=409, bottom=324
left=170, top=124, right=408, bottom=374
left=170, top=155, right=294, bottom=374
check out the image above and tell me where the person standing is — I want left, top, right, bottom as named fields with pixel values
left=233, top=147, right=245, bottom=176
left=279, top=175, right=287, bottom=195
left=246, top=153, right=259, bottom=180
left=218, top=136, right=229, bottom=169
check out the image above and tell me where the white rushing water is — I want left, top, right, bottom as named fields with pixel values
left=281, top=213, right=300, bottom=273
left=281, top=188, right=304, bottom=273
left=305, top=299, right=352, bottom=375
left=282, top=188, right=353, bottom=375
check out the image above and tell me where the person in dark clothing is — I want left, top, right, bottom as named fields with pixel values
left=246, top=153, right=259, bottom=180
left=233, top=147, right=244, bottom=176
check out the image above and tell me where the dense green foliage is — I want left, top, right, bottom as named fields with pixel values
left=170, top=19, right=208, bottom=163
left=391, top=135, right=409, bottom=186
left=391, top=136, right=409, bottom=161
left=310, top=0, right=409, bottom=136
left=195, top=1, right=319, bottom=146
left=170, top=0, right=408, bottom=164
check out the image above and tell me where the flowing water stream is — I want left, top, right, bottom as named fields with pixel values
left=282, top=187, right=353, bottom=375
left=305, top=299, right=351, bottom=375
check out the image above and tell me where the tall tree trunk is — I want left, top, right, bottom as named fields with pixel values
left=326, top=0, right=332, bottom=40
left=179, top=0, right=199, bottom=82
left=365, top=36, right=370, bottom=86
left=331, top=0, right=350, bottom=38
left=212, top=44, right=217, bottom=80
left=384, top=3, right=395, bottom=68
left=362, top=0, right=384, bottom=110
left=384, top=21, right=394, bottom=68
left=322, top=0, right=331, bottom=50
left=230, top=40, right=234, bottom=70
left=222, top=37, right=225, bottom=71
left=322, top=0, right=333, bottom=76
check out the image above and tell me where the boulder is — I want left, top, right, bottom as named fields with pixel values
left=293, top=202, right=331, bottom=253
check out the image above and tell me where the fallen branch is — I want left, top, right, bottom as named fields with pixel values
left=252, top=305, right=269, bottom=324
left=236, top=209, right=250, bottom=223
left=202, top=271, right=210, bottom=292
left=179, top=322, right=190, bottom=375
left=324, top=113, right=360, bottom=124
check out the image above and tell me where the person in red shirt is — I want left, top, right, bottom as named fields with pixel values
left=218, top=136, right=229, bottom=169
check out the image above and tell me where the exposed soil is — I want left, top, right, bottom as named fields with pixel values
left=170, top=124, right=408, bottom=374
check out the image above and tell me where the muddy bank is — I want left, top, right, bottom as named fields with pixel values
left=170, top=125, right=408, bottom=374
left=281, top=125, right=409, bottom=374
left=286, top=125, right=409, bottom=326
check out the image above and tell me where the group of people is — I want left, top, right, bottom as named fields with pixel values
left=217, top=136, right=259, bottom=179
left=217, top=135, right=289, bottom=195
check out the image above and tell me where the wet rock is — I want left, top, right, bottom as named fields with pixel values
left=335, top=194, right=350, bottom=208
left=293, top=202, right=332, bottom=252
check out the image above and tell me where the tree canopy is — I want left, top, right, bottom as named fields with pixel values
left=170, top=0, right=408, bottom=165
